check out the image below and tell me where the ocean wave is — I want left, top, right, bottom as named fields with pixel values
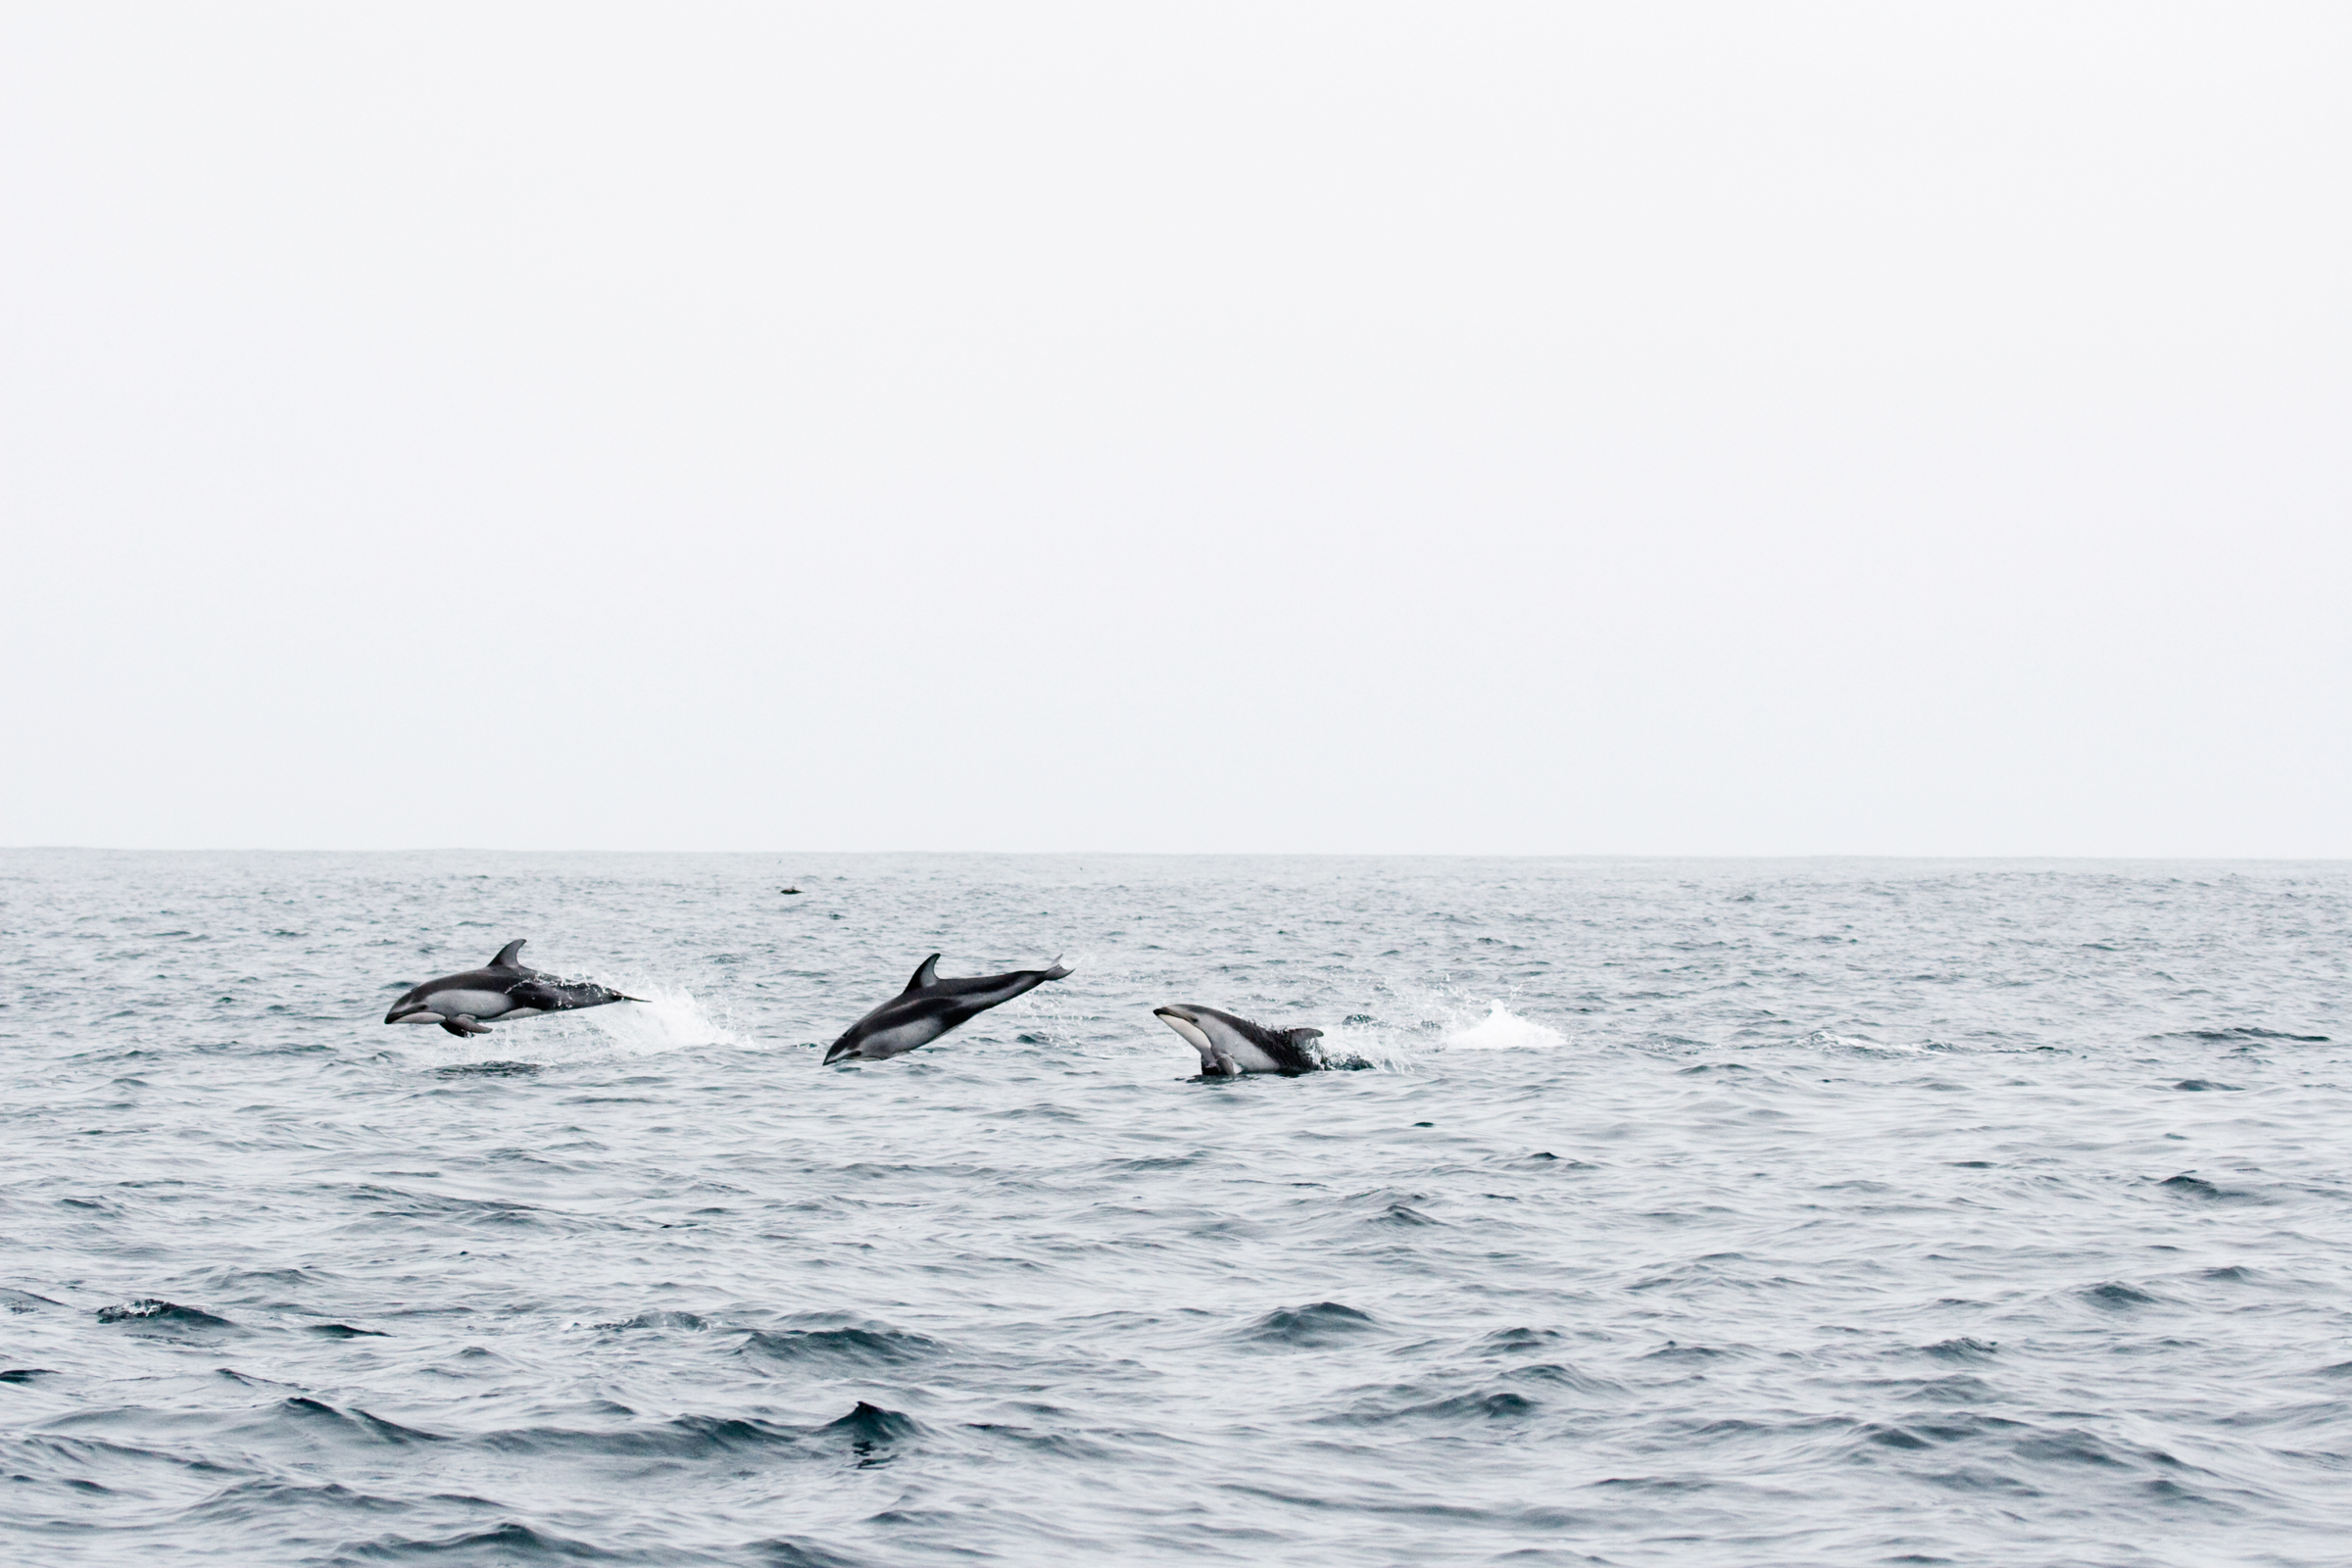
left=334, top=1520, right=619, bottom=1563
left=94, top=1299, right=240, bottom=1334
left=1244, top=1302, right=1382, bottom=1346
left=733, top=1325, right=945, bottom=1368
left=820, top=1400, right=922, bottom=1448
left=1316, top=1387, right=1543, bottom=1425
left=2152, top=1025, right=2329, bottom=1044
left=478, top=1412, right=810, bottom=1459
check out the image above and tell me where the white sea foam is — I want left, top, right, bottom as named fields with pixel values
left=1800, top=1027, right=1930, bottom=1056
left=1311, top=981, right=1560, bottom=1067
left=1445, top=1003, right=1565, bottom=1051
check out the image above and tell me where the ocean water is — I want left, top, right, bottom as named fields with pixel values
left=3, top=850, right=2348, bottom=1568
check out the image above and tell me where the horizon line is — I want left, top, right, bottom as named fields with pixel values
left=5, top=845, right=2349, bottom=864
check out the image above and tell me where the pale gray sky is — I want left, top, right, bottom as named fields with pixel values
left=3, top=4, right=2345, bottom=855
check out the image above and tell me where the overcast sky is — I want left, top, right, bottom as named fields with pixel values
left=2, top=4, right=2345, bottom=856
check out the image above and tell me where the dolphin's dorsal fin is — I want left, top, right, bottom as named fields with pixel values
left=489, top=940, right=527, bottom=969
left=903, top=954, right=942, bottom=994
left=1286, top=1027, right=1324, bottom=1047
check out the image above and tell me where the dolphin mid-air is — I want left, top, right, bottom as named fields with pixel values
left=383, top=940, right=644, bottom=1038
left=822, top=954, right=1073, bottom=1064
left=1153, top=1004, right=1326, bottom=1076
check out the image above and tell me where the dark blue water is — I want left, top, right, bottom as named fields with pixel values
left=4, top=851, right=2348, bottom=1566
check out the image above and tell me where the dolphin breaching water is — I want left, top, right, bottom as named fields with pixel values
left=383, top=940, right=644, bottom=1038
left=823, top=954, right=1073, bottom=1064
left=1153, top=1004, right=1326, bottom=1076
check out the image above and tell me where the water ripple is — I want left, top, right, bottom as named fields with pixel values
left=3, top=849, right=2349, bottom=1566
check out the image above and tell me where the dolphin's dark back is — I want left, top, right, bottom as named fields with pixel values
left=931, top=959, right=1072, bottom=1003
left=386, top=965, right=511, bottom=1012
left=1224, top=1010, right=1324, bottom=1073
left=397, top=939, right=537, bottom=1005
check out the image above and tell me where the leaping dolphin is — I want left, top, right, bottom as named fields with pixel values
left=823, top=954, right=1072, bottom=1064
left=383, top=941, right=644, bottom=1038
left=1153, top=1004, right=1326, bottom=1076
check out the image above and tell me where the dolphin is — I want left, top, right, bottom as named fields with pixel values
left=383, top=940, right=644, bottom=1038
left=823, top=954, right=1072, bottom=1064
left=1153, top=1004, right=1326, bottom=1076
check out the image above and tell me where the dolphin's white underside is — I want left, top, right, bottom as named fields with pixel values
left=856, top=1018, right=952, bottom=1058
left=395, top=988, right=537, bottom=1025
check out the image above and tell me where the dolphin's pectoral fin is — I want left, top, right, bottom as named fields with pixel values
left=489, top=940, right=527, bottom=969
left=1209, top=1048, right=1242, bottom=1077
left=903, top=955, right=942, bottom=994
left=441, top=1015, right=493, bottom=1038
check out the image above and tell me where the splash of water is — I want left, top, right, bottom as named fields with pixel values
left=579, top=985, right=755, bottom=1053
left=1445, top=1003, right=1566, bottom=1051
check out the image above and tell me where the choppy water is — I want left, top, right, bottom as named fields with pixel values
left=4, top=851, right=2348, bottom=1567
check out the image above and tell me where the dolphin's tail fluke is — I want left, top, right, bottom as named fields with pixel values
left=1040, top=956, right=1073, bottom=981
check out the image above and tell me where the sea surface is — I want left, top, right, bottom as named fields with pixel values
left=3, top=851, right=2348, bottom=1567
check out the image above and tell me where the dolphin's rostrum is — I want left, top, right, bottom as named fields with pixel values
left=823, top=954, right=1073, bottom=1064
left=383, top=940, right=644, bottom=1038
left=1154, top=1004, right=1326, bottom=1076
